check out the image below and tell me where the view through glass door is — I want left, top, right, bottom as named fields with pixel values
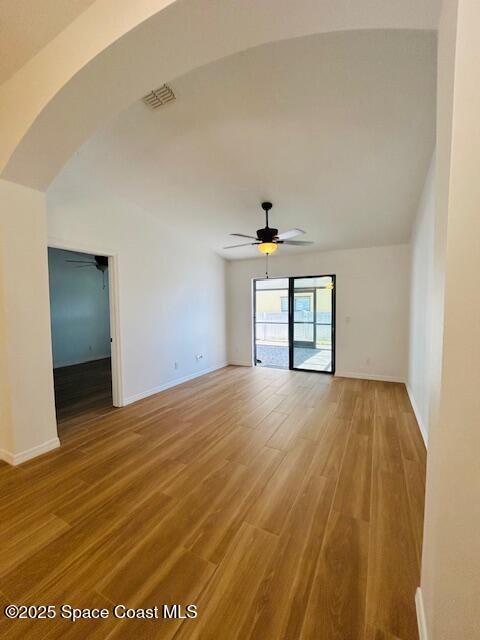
left=254, top=275, right=335, bottom=373
left=254, top=278, right=289, bottom=368
left=292, top=275, right=334, bottom=372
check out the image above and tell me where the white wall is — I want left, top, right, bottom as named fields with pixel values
left=48, top=248, right=111, bottom=368
left=420, top=2, right=480, bottom=638
left=0, top=179, right=58, bottom=463
left=407, top=155, right=435, bottom=445
left=47, top=174, right=227, bottom=404
left=227, top=244, right=410, bottom=381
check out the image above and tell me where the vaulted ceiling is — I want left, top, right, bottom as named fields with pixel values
left=50, top=29, right=436, bottom=258
left=0, top=0, right=95, bottom=84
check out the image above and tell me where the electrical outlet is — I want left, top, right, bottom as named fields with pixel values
left=196, top=354, right=204, bottom=361
left=174, top=361, right=178, bottom=370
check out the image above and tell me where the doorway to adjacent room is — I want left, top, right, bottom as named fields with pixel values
left=47, top=247, right=118, bottom=426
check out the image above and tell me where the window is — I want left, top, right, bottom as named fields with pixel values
left=280, top=295, right=312, bottom=313
left=294, top=295, right=311, bottom=312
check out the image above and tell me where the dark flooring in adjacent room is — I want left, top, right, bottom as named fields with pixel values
left=53, top=358, right=112, bottom=427
left=0, top=366, right=426, bottom=639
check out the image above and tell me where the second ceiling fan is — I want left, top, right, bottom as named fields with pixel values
left=224, top=202, right=313, bottom=255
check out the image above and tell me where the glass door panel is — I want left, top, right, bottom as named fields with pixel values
left=254, top=278, right=289, bottom=369
left=293, top=290, right=315, bottom=347
left=292, top=276, right=334, bottom=372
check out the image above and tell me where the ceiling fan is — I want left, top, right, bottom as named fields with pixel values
left=65, top=255, right=109, bottom=288
left=224, top=202, right=314, bottom=255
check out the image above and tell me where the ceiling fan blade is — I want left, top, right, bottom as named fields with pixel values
left=281, top=240, right=314, bottom=245
left=276, top=228, right=305, bottom=240
left=223, top=242, right=260, bottom=249
left=230, top=233, right=259, bottom=240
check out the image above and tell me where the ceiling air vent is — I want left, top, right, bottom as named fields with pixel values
left=142, top=84, right=176, bottom=109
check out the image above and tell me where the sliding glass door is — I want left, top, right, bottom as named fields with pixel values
left=253, top=274, right=335, bottom=373
left=291, top=275, right=335, bottom=373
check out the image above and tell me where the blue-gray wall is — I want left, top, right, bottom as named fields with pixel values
left=48, top=248, right=111, bottom=368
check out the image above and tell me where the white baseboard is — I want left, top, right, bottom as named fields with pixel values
left=122, top=362, right=228, bottom=405
left=0, top=437, right=60, bottom=466
left=416, top=587, right=429, bottom=640
left=335, top=371, right=405, bottom=383
left=406, top=384, right=429, bottom=448
left=228, top=360, right=253, bottom=367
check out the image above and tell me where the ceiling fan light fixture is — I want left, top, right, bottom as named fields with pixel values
left=258, top=242, right=277, bottom=255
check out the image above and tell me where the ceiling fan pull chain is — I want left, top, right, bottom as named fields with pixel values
left=265, top=253, right=269, bottom=279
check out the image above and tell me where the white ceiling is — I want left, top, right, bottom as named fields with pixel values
left=51, top=29, right=436, bottom=259
left=0, top=0, right=95, bottom=84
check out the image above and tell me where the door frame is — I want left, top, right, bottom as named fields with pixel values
left=253, top=274, right=336, bottom=375
left=47, top=237, right=124, bottom=407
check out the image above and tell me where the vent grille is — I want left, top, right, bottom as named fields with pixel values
left=142, top=84, right=176, bottom=109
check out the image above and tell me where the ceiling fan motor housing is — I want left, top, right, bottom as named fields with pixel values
left=257, top=226, right=278, bottom=242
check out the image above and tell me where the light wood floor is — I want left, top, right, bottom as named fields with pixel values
left=0, top=366, right=426, bottom=640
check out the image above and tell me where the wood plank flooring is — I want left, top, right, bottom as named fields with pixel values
left=0, top=366, right=426, bottom=639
